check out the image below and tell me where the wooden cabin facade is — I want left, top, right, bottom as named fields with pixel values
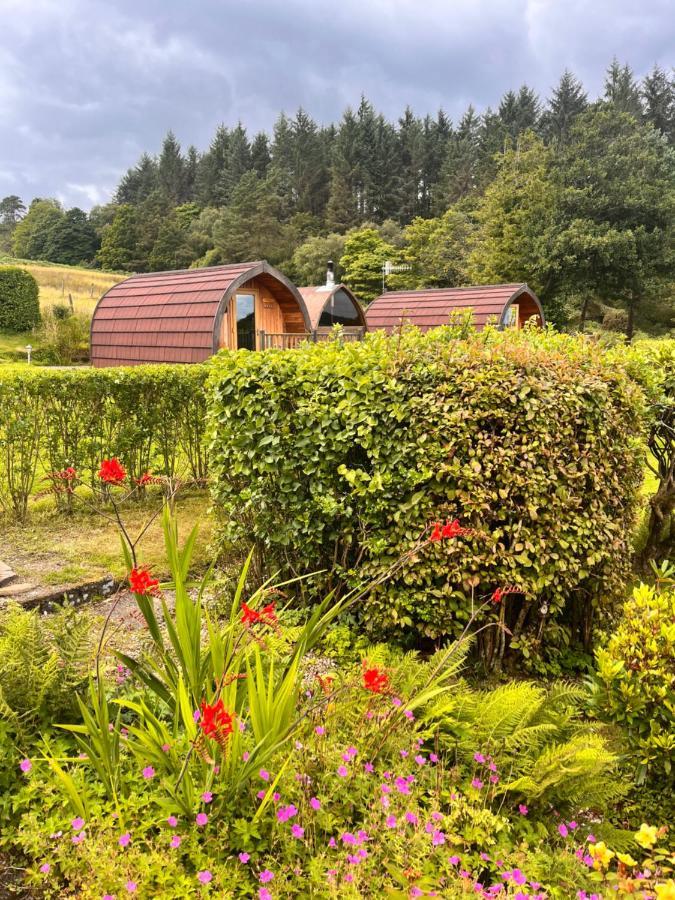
left=365, top=283, right=545, bottom=334
left=90, top=261, right=313, bottom=366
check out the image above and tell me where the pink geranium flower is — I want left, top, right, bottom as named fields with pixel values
left=142, top=766, right=155, bottom=780
left=39, top=863, right=50, bottom=874
left=385, top=815, right=397, bottom=828
left=471, top=778, right=483, bottom=789
left=201, top=791, right=213, bottom=803
left=558, top=823, right=569, bottom=838
left=197, top=871, right=212, bottom=884
left=196, top=812, right=208, bottom=826
left=291, top=824, right=305, bottom=839
left=167, top=815, right=178, bottom=827
left=519, top=804, right=528, bottom=815
left=170, top=835, right=181, bottom=849
left=118, top=833, right=131, bottom=847
left=20, top=759, right=32, bottom=773
left=71, top=817, right=85, bottom=831
left=310, top=797, right=321, bottom=810
left=315, top=725, right=325, bottom=735
left=474, top=752, right=486, bottom=763
left=259, top=869, right=274, bottom=883
left=125, top=882, right=137, bottom=894
left=259, top=769, right=270, bottom=781
left=337, top=765, right=348, bottom=777
left=259, top=890, right=272, bottom=900
left=238, top=852, right=250, bottom=863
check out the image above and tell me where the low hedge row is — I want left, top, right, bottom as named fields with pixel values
left=0, top=365, right=209, bottom=518
left=0, top=266, right=40, bottom=332
left=208, top=327, right=646, bottom=658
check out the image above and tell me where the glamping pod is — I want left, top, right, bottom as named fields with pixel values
left=297, top=262, right=367, bottom=342
left=365, top=283, right=545, bottom=333
left=90, top=261, right=313, bottom=366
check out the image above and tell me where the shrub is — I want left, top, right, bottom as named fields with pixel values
left=0, top=364, right=210, bottom=518
left=0, top=265, right=41, bottom=331
left=208, top=327, right=646, bottom=659
left=33, top=306, right=91, bottom=364
left=591, top=582, right=675, bottom=784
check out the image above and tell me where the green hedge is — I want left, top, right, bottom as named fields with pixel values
left=208, top=327, right=646, bottom=658
left=0, top=266, right=40, bottom=331
left=0, top=365, right=209, bottom=519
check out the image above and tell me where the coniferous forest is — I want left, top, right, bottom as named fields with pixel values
left=1, top=59, right=674, bottom=337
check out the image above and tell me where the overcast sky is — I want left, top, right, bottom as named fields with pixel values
left=1, top=0, right=673, bottom=210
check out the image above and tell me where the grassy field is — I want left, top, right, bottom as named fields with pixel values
left=0, top=254, right=125, bottom=316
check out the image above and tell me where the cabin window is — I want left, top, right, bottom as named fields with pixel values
left=319, top=288, right=362, bottom=327
left=236, top=293, right=256, bottom=350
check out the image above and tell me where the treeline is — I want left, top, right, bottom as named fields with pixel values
left=1, top=60, right=674, bottom=337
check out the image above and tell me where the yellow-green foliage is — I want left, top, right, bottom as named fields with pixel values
left=592, top=583, right=675, bottom=783
left=208, top=327, right=646, bottom=653
left=0, top=603, right=93, bottom=730
left=0, top=266, right=40, bottom=331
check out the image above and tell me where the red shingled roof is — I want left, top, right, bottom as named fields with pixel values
left=365, top=284, right=544, bottom=332
left=90, top=261, right=308, bottom=367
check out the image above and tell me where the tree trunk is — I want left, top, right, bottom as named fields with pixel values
left=626, top=298, right=635, bottom=343
left=579, top=295, right=590, bottom=332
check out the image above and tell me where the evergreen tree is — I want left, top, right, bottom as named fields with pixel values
left=641, top=64, right=675, bottom=141
left=195, top=125, right=230, bottom=206
left=326, top=108, right=361, bottom=231
left=0, top=195, right=26, bottom=252
left=499, top=85, right=540, bottom=139
left=148, top=211, right=197, bottom=271
left=251, top=132, right=271, bottom=177
left=423, top=110, right=453, bottom=215
left=157, top=131, right=186, bottom=205
left=97, top=204, right=140, bottom=271
left=542, top=70, right=588, bottom=143
left=184, top=146, right=200, bottom=202
left=437, top=107, right=481, bottom=208
left=42, top=207, right=99, bottom=265
left=216, top=123, right=252, bottom=205
left=604, top=58, right=643, bottom=118
left=397, top=106, right=426, bottom=223
left=115, top=153, right=159, bottom=205
left=290, top=108, right=328, bottom=216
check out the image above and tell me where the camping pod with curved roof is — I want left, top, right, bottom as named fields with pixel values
left=365, top=283, right=545, bottom=334
left=90, top=261, right=312, bottom=366
left=298, top=282, right=367, bottom=335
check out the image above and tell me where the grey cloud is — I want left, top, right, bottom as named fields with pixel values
left=0, top=0, right=672, bottom=209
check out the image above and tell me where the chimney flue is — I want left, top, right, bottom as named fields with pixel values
left=326, top=260, right=335, bottom=288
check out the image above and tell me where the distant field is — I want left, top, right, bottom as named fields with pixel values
left=0, top=255, right=125, bottom=316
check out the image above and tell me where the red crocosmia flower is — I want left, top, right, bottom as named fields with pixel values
left=241, top=602, right=262, bottom=626
left=98, top=457, right=126, bottom=485
left=491, top=588, right=505, bottom=604
left=55, top=466, right=77, bottom=481
left=128, top=566, right=160, bottom=597
left=135, top=471, right=155, bottom=486
left=241, top=600, right=277, bottom=627
left=441, top=519, right=464, bottom=539
left=362, top=663, right=390, bottom=694
left=199, top=698, right=234, bottom=750
left=429, top=522, right=443, bottom=542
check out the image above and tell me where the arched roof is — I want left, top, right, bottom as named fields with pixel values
left=298, top=284, right=367, bottom=330
left=91, top=261, right=311, bottom=366
left=365, top=284, right=545, bottom=332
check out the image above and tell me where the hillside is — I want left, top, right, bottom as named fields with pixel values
left=0, top=255, right=124, bottom=316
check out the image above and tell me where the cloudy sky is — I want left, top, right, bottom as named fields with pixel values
left=0, top=0, right=672, bottom=210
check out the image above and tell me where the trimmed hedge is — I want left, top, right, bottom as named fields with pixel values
left=0, top=266, right=40, bottom=331
left=0, top=365, right=209, bottom=519
left=208, top=327, right=646, bottom=657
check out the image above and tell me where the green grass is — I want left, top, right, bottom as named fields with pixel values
left=0, top=491, right=213, bottom=588
left=0, top=330, right=30, bottom=363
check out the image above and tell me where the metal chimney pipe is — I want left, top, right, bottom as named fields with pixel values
left=326, top=260, right=335, bottom=288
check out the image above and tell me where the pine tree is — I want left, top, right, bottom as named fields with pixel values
left=290, top=108, right=328, bottom=217
left=642, top=65, right=675, bottom=142
left=397, top=106, right=426, bottom=223
left=216, top=123, right=251, bottom=205
left=195, top=125, right=230, bottom=206
left=542, top=70, right=588, bottom=143
left=184, top=146, right=200, bottom=202
left=251, top=132, right=271, bottom=178
left=423, top=110, right=453, bottom=215
left=436, top=107, right=481, bottom=208
left=157, top=131, right=186, bottom=205
left=604, top=58, right=643, bottom=119
left=97, top=204, right=140, bottom=271
left=115, top=153, right=158, bottom=205
left=326, top=108, right=361, bottom=231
